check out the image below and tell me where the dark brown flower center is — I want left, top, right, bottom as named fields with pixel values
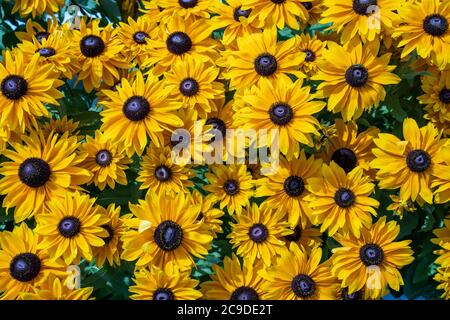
left=254, top=53, right=277, bottom=76
left=10, top=253, right=41, bottom=282
left=154, top=220, right=183, bottom=251
left=406, top=149, right=431, bottom=172
left=58, top=217, right=81, bottom=238
left=1, top=75, right=28, bottom=100
left=166, top=32, right=192, bottom=55
left=80, top=35, right=105, bottom=57
left=283, top=176, right=305, bottom=197
left=249, top=223, right=268, bottom=243
left=331, top=147, right=357, bottom=173
left=19, top=157, right=51, bottom=188
left=423, top=14, right=449, bottom=37
left=291, top=274, right=315, bottom=298
left=334, top=188, right=355, bottom=208
left=230, top=286, right=259, bottom=300
left=345, top=64, right=369, bottom=87
left=359, top=243, right=384, bottom=266
left=123, top=96, right=150, bottom=121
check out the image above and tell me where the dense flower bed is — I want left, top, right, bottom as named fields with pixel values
left=0, top=0, right=449, bottom=300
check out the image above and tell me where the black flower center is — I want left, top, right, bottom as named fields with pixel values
left=331, top=147, right=358, bottom=173
left=9, top=253, right=41, bottom=282
left=35, top=31, right=49, bottom=43
left=95, top=149, right=113, bottom=167
left=334, top=188, right=355, bottom=208
left=123, top=96, right=150, bottom=121
left=269, top=103, right=293, bottom=126
left=439, top=88, right=450, bottom=104
left=80, top=35, right=105, bottom=57
left=302, top=2, right=313, bottom=10
left=230, top=286, right=259, bottom=300
left=153, top=288, right=174, bottom=300
left=283, top=176, right=305, bottom=197
left=304, top=49, right=316, bottom=62
left=166, top=32, right=192, bottom=55
left=179, top=78, right=199, bottom=97
left=206, top=117, right=226, bottom=142
left=154, top=220, right=183, bottom=251
left=352, top=0, right=377, bottom=15
left=359, top=243, right=384, bottom=266
left=249, top=223, right=268, bottom=243
left=254, top=53, right=278, bottom=76
left=58, top=217, right=81, bottom=238
left=233, top=7, right=252, bottom=21
left=178, top=0, right=197, bottom=8
left=133, top=31, right=148, bottom=44
left=341, top=288, right=363, bottom=300
left=345, top=64, right=369, bottom=87
left=291, top=274, right=315, bottom=298
left=223, top=179, right=240, bottom=196
left=271, top=0, right=286, bottom=4
left=102, top=224, right=114, bottom=244
left=406, top=149, right=431, bottom=172
left=1, top=75, right=28, bottom=100
left=285, top=226, right=302, bottom=242
left=423, top=14, right=449, bottom=37
left=37, top=47, right=56, bottom=57
left=154, top=165, right=172, bottom=182
left=18, top=158, right=51, bottom=188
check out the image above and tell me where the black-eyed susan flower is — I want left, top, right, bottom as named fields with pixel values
left=305, top=162, right=379, bottom=237
left=41, top=116, right=80, bottom=140
left=100, top=71, right=183, bottom=157
left=296, top=33, right=326, bottom=77
left=432, top=218, right=450, bottom=268
left=209, top=0, right=260, bottom=47
left=190, top=189, right=224, bottom=238
left=284, top=219, right=323, bottom=253
left=321, top=0, right=398, bottom=43
left=15, top=18, right=60, bottom=43
left=221, top=28, right=305, bottom=90
left=136, top=144, right=194, bottom=195
left=313, top=41, right=401, bottom=121
left=235, top=78, right=325, bottom=157
left=144, top=15, right=219, bottom=75
left=228, top=203, right=292, bottom=266
left=129, top=263, right=202, bottom=300
left=35, top=191, right=109, bottom=265
left=255, top=152, right=323, bottom=227
left=203, top=164, right=255, bottom=215
left=0, top=50, right=63, bottom=133
left=73, top=20, right=129, bottom=92
left=434, top=267, right=450, bottom=300
left=155, top=0, right=211, bottom=22
left=18, top=32, right=78, bottom=79
left=418, top=71, right=450, bottom=136
left=201, top=254, right=265, bottom=300
left=302, top=0, right=325, bottom=25
left=371, top=118, right=445, bottom=204
left=394, top=0, right=450, bottom=70
left=331, top=216, right=415, bottom=300
left=242, top=0, right=309, bottom=30
left=0, top=223, right=66, bottom=300
left=260, top=243, right=340, bottom=300
left=121, top=192, right=212, bottom=271
left=164, top=55, right=224, bottom=118
left=321, top=119, right=379, bottom=175
left=12, top=0, right=64, bottom=17
left=0, top=131, right=91, bottom=222
left=94, top=204, right=126, bottom=267
left=117, top=15, right=157, bottom=66
left=80, top=131, right=131, bottom=191
left=20, top=275, right=94, bottom=300
left=432, top=144, right=450, bottom=204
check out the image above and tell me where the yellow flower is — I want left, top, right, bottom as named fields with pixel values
left=130, top=263, right=202, bottom=300
left=35, top=191, right=109, bottom=265
left=0, top=131, right=91, bottom=222
left=0, top=50, right=63, bottom=133
left=80, top=131, right=131, bottom=191
left=228, top=203, right=292, bottom=266
left=313, top=41, right=400, bottom=120
left=371, top=118, right=445, bottom=204
left=221, top=27, right=305, bottom=90
left=201, top=254, right=265, bottom=300
left=203, top=164, right=255, bottom=215
left=305, top=162, right=379, bottom=237
left=331, top=216, right=415, bottom=300
left=20, top=275, right=94, bottom=300
left=121, top=192, right=212, bottom=271
left=260, top=243, right=340, bottom=300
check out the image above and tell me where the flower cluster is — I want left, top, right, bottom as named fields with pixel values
left=0, top=0, right=449, bottom=300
